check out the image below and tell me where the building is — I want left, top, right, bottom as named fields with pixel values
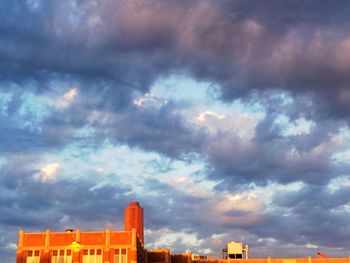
left=222, top=241, right=249, bottom=259
left=16, top=201, right=145, bottom=263
left=16, top=201, right=350, bottom=263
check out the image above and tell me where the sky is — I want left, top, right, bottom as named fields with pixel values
left=1, top=0, right=350, bottom=262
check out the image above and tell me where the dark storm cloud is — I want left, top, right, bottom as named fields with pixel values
left=206, top=117, right=349, bottom=187
left=195, top=89, right=350, bottom=188
left=0, top=80, right=204, bottom=160
left=140, top=178, right=208, bottom=232
left=0, top=156, right=134, bottom=229
left=0, top=0, right=175, bottom=92
left=92, top=101, right=206, bottom=158
left=0, top=91, right=82, bottom=153
left=0, top=115, right=44, bottom=153
left=2, top=0, right=350, bottom=117
left=246, top=184, right=350, bottom=249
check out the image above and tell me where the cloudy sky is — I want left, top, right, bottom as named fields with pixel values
left=1, top=0, right=350, bottom=261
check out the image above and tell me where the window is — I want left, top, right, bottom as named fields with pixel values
left=51, top=249, right=72, bottom=263
left=114, top=248, right=127, bottom=263
left=82, top=249, right=102, bottom=263
left=26, top=250, right=40, bottom=263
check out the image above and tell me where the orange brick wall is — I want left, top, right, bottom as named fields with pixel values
left=22, top=233, right=46, bottom=247
left=49, top=232, right=75, bottom=246
left=16, top=228, right=140, bottom=263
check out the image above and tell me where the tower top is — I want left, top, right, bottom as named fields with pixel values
left=129, top=201, right=140, bottom=207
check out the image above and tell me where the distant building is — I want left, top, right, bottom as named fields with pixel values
left=222, top=241, right=249, bottom=259
left=147, top=248, right=171, bottom=263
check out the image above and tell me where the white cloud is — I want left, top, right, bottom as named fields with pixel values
left=145, top=228, right=205, bottom=249
left=96, top=167, right=103, bottom=173
left=39, top=162, right=60, bottom=182
left=195, top=111, right=258, bottom=139
left=257, top=237, right=277, bottom=244
left=133, top=93, right=168, bottom=108
left=59, top=214, right=71, bottom=224
left=275, top=115, right=314, bottom=136
left=197, top=111, right=225, bottom=122
left=311, top=132, right=346, bottom=157
left=306, top=243, right=319, bottom=249
left=57, top=88, right=78, bottom=108
left=327, top=176, right=350, bottom=193
left=0, top=157, right=6, bottom=168
left=210, top=192, right=263, bottom=226
left=6, top=242, right=17, bottom=250
left=170, top=176, right=189, bottom=186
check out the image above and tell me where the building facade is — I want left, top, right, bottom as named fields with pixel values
left=16, top=201, right=350, bottom=263
left=16, top=201, right=144, bottom=263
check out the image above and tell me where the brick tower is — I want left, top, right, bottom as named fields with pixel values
left=124, top=201, right=144, bottom=245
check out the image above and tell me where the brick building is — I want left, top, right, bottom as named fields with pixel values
left=16, top=201, right=145, bottom=263
left=16, top=201, right=350, bottom=263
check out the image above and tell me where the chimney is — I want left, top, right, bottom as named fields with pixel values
left=124, top=201, right=144, bottom=245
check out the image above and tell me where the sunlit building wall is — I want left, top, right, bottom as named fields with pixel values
left=16, top=202, right=145, bottom=263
